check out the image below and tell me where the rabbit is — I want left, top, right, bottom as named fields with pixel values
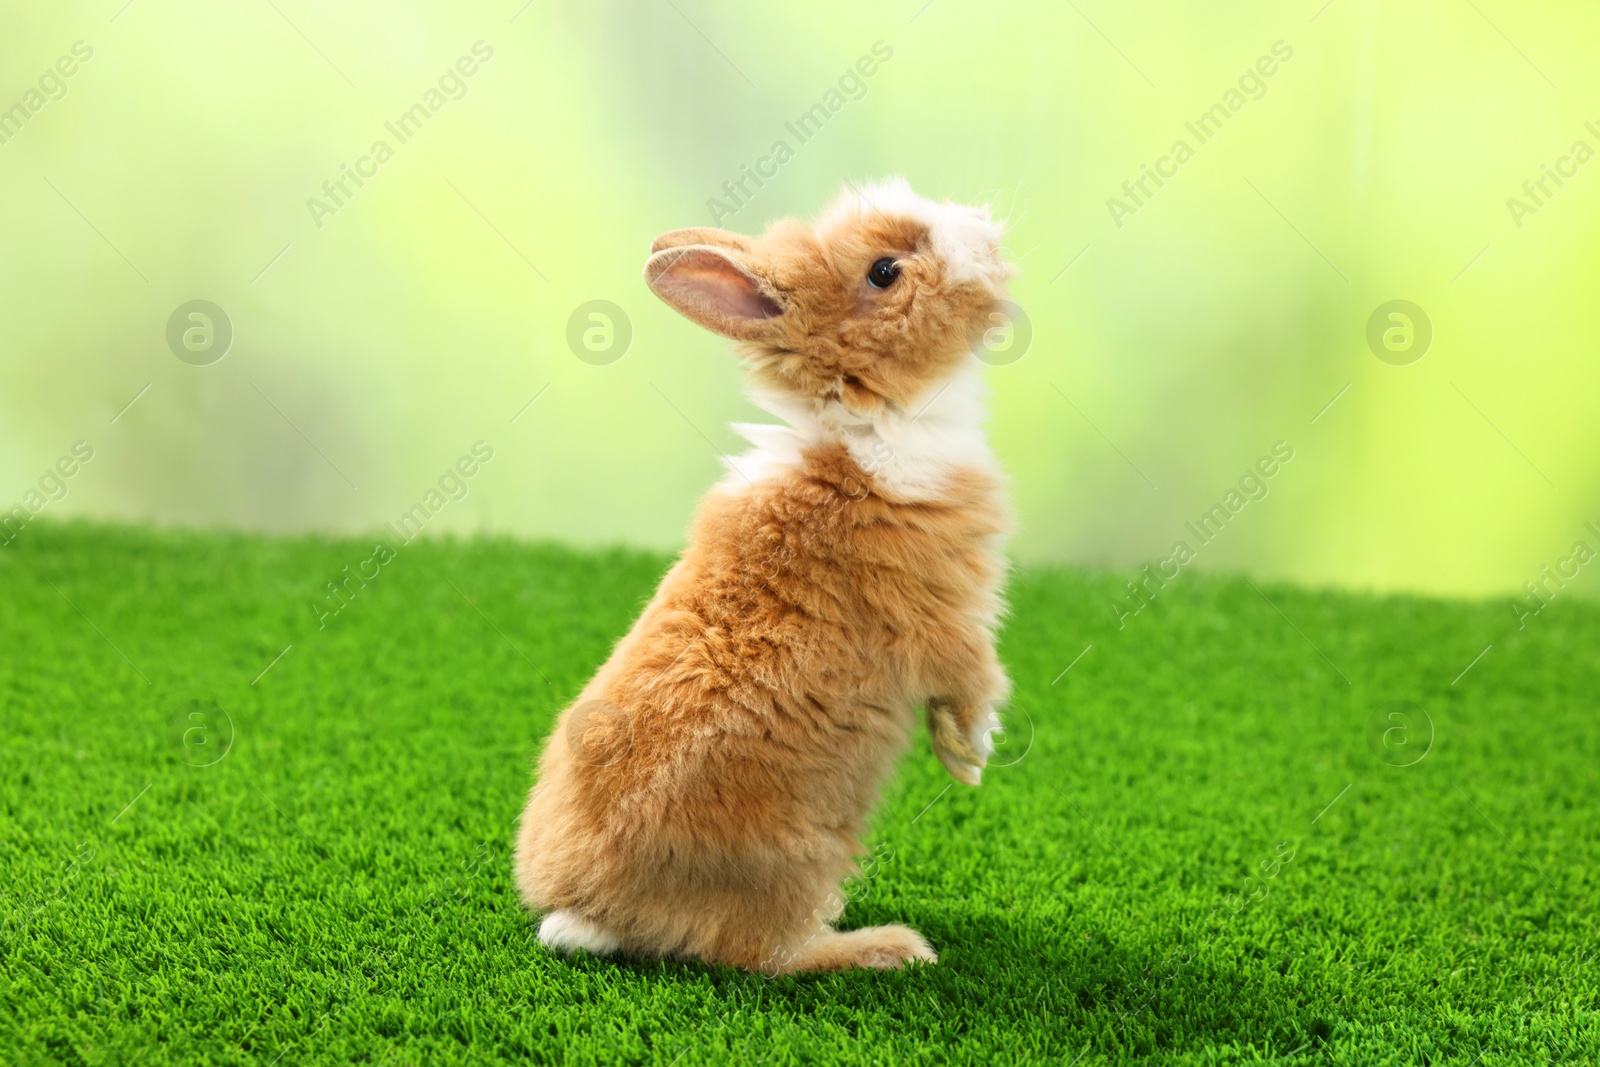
left=514, top=178, right=1014, bottom=974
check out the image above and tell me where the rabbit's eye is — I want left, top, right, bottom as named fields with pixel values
left=867, top=258, right=901, bottom=289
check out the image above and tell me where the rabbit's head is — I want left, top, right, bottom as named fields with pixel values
left=645, top=179, right=1012, bottom=418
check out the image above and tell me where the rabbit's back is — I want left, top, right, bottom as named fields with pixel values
left=514, top=443, right=1005, bottom=962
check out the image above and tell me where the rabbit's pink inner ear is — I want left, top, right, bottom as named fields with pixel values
left=646, top=246, right=782, bottom=338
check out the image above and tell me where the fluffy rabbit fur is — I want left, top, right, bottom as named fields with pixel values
left=514, top=179, right=1014, bottom=973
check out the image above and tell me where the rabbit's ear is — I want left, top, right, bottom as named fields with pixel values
left=645, top=245, right=784, bottom=341
left=650, top=227, right=754, bottom=254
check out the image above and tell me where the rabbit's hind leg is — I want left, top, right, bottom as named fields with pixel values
left=537, top=910, right=622, bottom=956
left=770, top=925, right=937, bottom=974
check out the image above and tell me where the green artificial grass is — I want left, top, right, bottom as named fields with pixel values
left=2, top=522, right=1596, bottom=1065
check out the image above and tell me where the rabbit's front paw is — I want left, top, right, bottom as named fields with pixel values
left=927, top=700, right=1001, bottom=786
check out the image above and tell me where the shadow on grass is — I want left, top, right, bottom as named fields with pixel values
left=537, top=911, right=1336, bottom=1063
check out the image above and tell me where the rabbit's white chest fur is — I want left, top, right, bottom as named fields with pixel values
left=719, top=355, right=998, bottom=501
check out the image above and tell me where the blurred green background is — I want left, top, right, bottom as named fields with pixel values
left=2, top=0, right=1596, bottom=599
